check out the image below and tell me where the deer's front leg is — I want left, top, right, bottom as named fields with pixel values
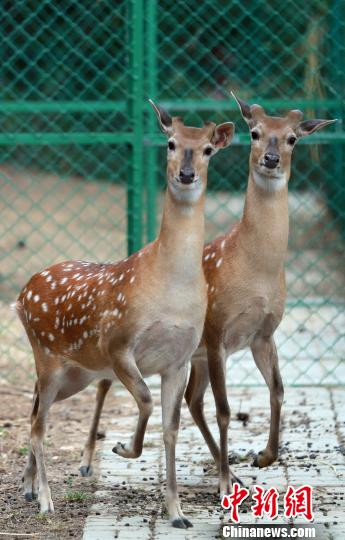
left=185, top=355, right=221, bottom=466
left=251, top=336, right=284, bottom=467
left=207, top=346, right=231, bottom=498
left=112, top=353, right=153, bottom=459
left=161, top=363, right=193, bottom=529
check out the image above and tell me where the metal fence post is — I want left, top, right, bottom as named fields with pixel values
left=146, top=0, right=158, bottom=242
left=128, top=0, right=144, bottom=254
left=330, top=0, right=345, bottom=238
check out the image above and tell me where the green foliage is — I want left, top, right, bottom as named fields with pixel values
left=65, top=490, right=90, bottom=503
left=18, top=446, right=29, bottom=456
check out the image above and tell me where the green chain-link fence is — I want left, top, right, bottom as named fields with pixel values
left=0, top=0, right=344, bottom=385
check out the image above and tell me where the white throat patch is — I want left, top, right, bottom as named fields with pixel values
left=169, top=177, right=203, bottom=203
left=253, top=170, right=287, bottom=193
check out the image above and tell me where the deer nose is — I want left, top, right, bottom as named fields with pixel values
left=179, top=169, right=195, bottom=184
left=263, top=153, right=280, bottom=169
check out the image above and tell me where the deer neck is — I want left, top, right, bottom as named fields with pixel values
left=156, top=188, right=205, bottom=280
left=237, top=170, right=289, bottom=274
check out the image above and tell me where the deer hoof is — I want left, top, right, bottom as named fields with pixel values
left=253, top=450, right=276, bottom=468
left=79, top=465, right=93, bottom=477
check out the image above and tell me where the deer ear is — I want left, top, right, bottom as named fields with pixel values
left=296, top=118, right=337, bottom=138
left=231, top=91, right=253, bottom=126
left=148, top=99, right=173, bottom=135
left=211, top=122, right=235, bottom=149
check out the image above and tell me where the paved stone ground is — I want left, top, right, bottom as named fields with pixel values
left=83, top=370, right=345, bottom=540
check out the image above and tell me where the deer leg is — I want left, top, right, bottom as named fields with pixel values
left=185, top=357, right=220, bottom=466
left=162, top=363, right=192, bottom=529
left=112, top=354, right=152, bottom=459
left=251, top=336, right=284, bottom=467
left=23, top=382, right=39, bottom=502
left=79, top=379, right=112, bottom=477
left=207, top=347, right=232, bottom=498
left=30, top=375, right=60, bottom=514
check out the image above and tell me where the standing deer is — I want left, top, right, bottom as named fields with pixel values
left=185, top=94, right=336, bottom=497
left=16, top=102, right=234, bottom=528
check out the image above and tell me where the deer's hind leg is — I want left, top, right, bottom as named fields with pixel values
left=23, top=382, right=39, bottom=502
left=23, top=352, right=96, bottom=513
left=79, top=379, right=112, bottom=477
left=27, top=368, right=61, bottom=513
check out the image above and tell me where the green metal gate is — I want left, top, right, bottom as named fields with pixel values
left=0, top=0, right=344, bottom=384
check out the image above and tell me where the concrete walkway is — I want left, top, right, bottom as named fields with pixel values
left=82, top=370, right=345, bottom=540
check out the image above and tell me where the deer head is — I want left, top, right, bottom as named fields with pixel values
left=149, top=100, right=234, bottom=203
left=232, top=92, right=337, bottom=193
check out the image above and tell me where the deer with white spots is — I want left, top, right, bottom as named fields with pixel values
left=185, top=94, right=336, bottom=498
left=16, top=101, right=234, bottom=528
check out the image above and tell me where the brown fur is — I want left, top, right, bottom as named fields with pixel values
left=185, top=97, right=336, bottom=497
left=16, top=103, right=234, bottom=527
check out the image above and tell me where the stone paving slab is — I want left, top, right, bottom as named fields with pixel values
left=83, top=378, right=345, bottom=540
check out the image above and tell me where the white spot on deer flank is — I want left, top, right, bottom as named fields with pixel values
left=27, top=290, right=32, bottom=300
left=130, top=276, right=135, bottom=284
left=216, top=258, right=223, bottom=268
left=220, top=239, right=226, bottom=249
left=60, top=277, right=68, bottom=284
left=204, top=254, right=210, bottom=261
left=48, top=333, right=54, bottom=342
left=42, top=303, right=48, bottom=312
left=33, top=295, right=40, bottom=302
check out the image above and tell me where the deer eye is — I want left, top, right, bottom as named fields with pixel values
left=251, top=131, right=260, bottom=141
left=287, top=135, right=297, bottom=146
left=203, top=146, right=213, bottom=156
left=168, top=140, right=175, bottom=151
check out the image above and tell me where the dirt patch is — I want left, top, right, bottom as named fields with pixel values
left=0, top=380, right=122, bottom=540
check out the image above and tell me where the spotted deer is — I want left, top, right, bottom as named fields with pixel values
left=16, top=102, right=234, bottom=528
left=185, top=94, right=336, bottom=497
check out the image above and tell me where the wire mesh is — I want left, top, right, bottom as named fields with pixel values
left=0, top=0, right=344, bottom=384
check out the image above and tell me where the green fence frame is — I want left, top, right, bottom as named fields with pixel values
left=1, top=0, right=344, bottom=384
left=1, top=2, right=344, bottom=250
